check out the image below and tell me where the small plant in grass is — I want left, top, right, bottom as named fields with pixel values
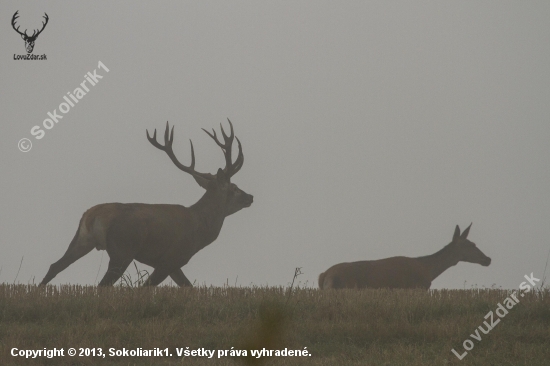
left=118, top=262, right=150, bottom=288
left=286, top=267, right=303, bottom=305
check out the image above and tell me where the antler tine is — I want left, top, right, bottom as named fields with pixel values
left=220, top=123, right=228, bottom=141
left=11, top=11, right=26, bottom=36
left=164, top=121, right=174, bottom=147
left=202, top=119, right=238, bottom=176
left=228, top=136, right=244, bottom=176
left=202, top=128, right=225, bottom=149
left=11, top=11, right=19, bottom=25
left=220, top=118, right=235, bottom=144
left=189, top=140, right=196, bottom=169
left=12, top=11, right=49, bottom=39
left=147, top=122, right=211, bottom=181
left=34, top=13, right=49, bottom=37
left=146, top=128, right=161, bottom=149
left=154, top=120, right=244, bottom=181
left=202, top=119, right=235, bottom=150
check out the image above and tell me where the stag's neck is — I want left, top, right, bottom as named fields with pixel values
left=415, top=244, right=459, bottom=282
left=189, top=189, right=227, bottom=247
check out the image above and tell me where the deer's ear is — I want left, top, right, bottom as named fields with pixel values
left=461, top=223, right=472, bottom=239
left=216, top=168, right=227, bottom=181
left=453, top=225, right=460, bottom=241
left=21, top=34, right=26, bottom=40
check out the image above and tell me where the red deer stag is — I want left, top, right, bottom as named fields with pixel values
left=40, top=120, right=253, bottom=286
left=318, top=224, right=490, bottom=289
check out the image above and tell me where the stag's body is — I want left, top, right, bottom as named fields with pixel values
left=41, top=120, right=252, bottom=287
left=319, top=224, right=491, bottom=290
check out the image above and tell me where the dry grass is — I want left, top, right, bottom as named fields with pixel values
left=0, top=284, right=548, bottom=365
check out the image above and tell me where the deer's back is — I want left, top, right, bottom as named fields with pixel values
left=80, top=203, right=196, bottom=260
left=319, top=257, right=431, bottom=289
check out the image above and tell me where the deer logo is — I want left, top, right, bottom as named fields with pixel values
left=12, top=11, right=49, bottom=54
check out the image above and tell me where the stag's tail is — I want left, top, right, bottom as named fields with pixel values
left=318, top=271, right=326, bottom=289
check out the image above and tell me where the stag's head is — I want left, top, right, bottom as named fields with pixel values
left=147, top=119, right=253, bottom=216
left=449, top=224, right=491, bottom=266
left=12, top=11, right=49, bottom=53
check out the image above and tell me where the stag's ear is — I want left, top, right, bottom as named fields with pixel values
left=453, top=225, right=461, bottom=241
left=461, top=223, right=472, bottom=239
left=216, top=168, right=228, bottom=182
left=21, top=34, right=26, bottom=40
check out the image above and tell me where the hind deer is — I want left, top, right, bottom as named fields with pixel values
left=40, top=119, right=253, bottom=287
left=318, top=224, right=491, bottom=289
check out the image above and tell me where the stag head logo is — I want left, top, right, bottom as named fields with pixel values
left=12, top=11, right=49, bottom=54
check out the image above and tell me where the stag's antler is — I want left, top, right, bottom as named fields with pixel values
left=11, top=11, right=49, bottom=40
left=11, top=11, right=26, bottom=37
left=147, top=120, right=244, bottom=184
left=31, top=13, right=49, bottom=40
left=147, top=122, right=213, bottom=182
left=202, top=119, right=244, bottom=178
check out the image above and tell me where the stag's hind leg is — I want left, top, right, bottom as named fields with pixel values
left=40, top=230, right=95, bottom=285
left=169, top=268, right=193, bottom=287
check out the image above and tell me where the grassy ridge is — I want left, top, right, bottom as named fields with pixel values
left=0, top=285, right=548, bottom=365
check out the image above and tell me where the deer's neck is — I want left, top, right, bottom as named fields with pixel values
left=415, top=244, right=459, bottom=282
left=190, top=189, right=228, bottom=247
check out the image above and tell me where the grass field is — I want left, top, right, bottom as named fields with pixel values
left=0, top=284, right=548, bottom=365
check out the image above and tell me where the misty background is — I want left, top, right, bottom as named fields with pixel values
left=1, top=2, right=549, bottom=289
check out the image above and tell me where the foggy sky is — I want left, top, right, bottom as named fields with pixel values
left=1, top=1, right=549, bottom=289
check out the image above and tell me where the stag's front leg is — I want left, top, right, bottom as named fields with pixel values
left=169, top=268, right=193, bottom=287
left=142, top=267, right=171, bottom=286
left=98, top=257, right=133, bottom=286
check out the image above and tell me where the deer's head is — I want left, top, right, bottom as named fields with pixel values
left=449, top=224, right=491, bottom=266
left=147, top=119, right=253, bottom=216
left=12, top=11, right=49, bottom=54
